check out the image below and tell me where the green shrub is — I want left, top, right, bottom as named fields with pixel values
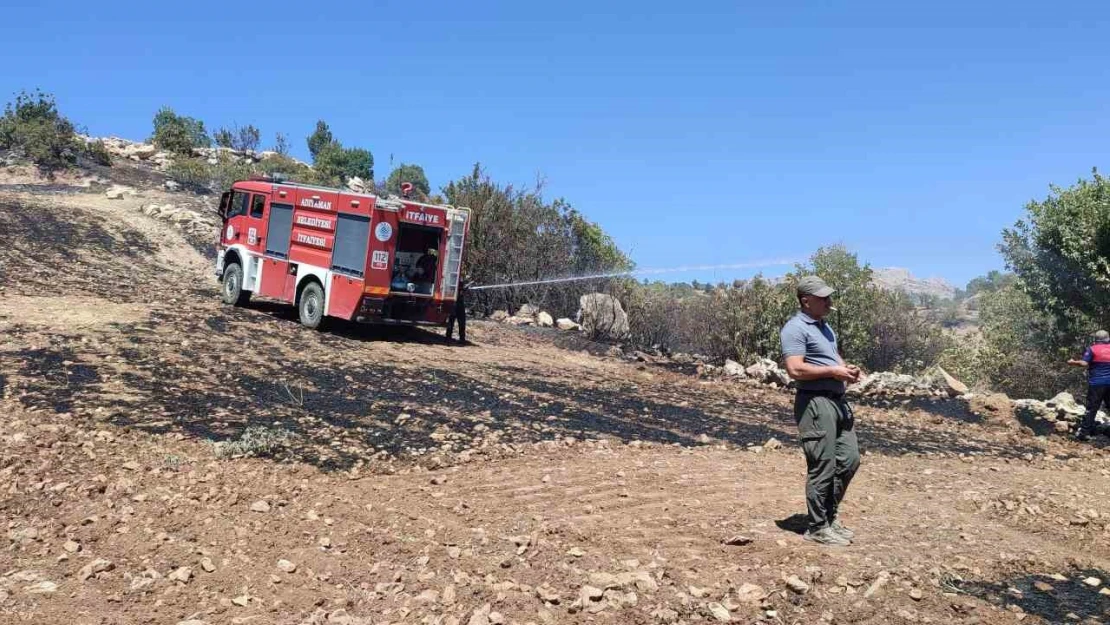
left=166, top=157, right=211, bottom=192
left=81, top=139, right=112, bottom=166
left=257, top=153, right=315, bottom=183
left=151, top=106, right=211, bottom=154
left=0, top=89, right=77, bottom=172
left=209, top=153, right=255, bottom=193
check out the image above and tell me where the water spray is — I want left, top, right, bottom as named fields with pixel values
left=468, top=258, right=798, bottom=292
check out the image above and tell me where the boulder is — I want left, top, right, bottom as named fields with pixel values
left=855, top=372, right=933, bottom=396
left=125, top=144, right=157, bottom=161
left=516, top=304, right=540, bottom=319
left=489, top=310, right=509, bottom=323
left=556, top=318, right=581, bottom=331
left=745, top=358, right=791, bottom=387
left=936, top=366, right=969, bottom=397
left=347, top=176, right=368, bottom=193
left=104, top=185, right=131, bottom=200
left=536, top=311, right=554, bottom=328
left=505, top=316, right=534, bottom=326
left=164, top=180, right=181, bottom=192
left=1047, top=392, right=1085, bottom=422
left=577, top=293, right=630, bottom=341
left=723, top=359, right=746, bottom=378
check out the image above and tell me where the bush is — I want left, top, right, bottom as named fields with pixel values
left=81, top=139, right=112, bottom=166
left=151, top=106, right=211, bottom=154
left=166, top=157, right=211, bottom=192
left=257, top=153, right=315, bottom=182
left=208, top=153, right=255, bottom=193
left=213, top=426, right=295, bottom=458
left=0, top=89, right=77, bottom=172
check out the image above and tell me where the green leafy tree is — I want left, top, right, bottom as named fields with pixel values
left=941, top=283, right=1077, bottom=398
left=306, top=120, right=333, bottom=161
left=151, top=106, right=210, bottom=154
left=964, top=270, right=1017, bottom=299
left=385, top=163, right=430, bottom=197
left=314, top=142, right=373, bottom=184
left=0, top=89, right=77, bottom=172
left=999, top=170, right=1110, bottom=337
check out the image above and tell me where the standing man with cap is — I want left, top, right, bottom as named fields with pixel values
left=1067, top=329, right=1110, bottom=441
left=780, top=276, right=862, bottom=546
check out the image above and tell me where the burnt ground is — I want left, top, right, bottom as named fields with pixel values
left=3, top=162, right=1110, bottom=625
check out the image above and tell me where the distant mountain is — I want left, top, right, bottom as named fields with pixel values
left=872, top=268, right=957, bottom=300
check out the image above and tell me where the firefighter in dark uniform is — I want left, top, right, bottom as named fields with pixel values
left=780, top=276, right=862, bottom=547
left=446, top=275, right=473, bottom=344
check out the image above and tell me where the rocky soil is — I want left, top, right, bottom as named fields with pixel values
left=3, top=160, right=1110, bottom=625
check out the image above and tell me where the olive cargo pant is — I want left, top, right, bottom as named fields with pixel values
left=794, top=391, right=860, bottom=532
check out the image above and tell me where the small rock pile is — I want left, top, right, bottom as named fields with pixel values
left=487, top=305, right=579, bottom=332
left=1014, top=392, right=1110, bottom=435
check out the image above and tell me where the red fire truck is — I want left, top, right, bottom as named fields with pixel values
left=215, top=176, right=469, bottom=329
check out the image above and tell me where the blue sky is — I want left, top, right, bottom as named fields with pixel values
left=3, top=1, right=1108, bottom=287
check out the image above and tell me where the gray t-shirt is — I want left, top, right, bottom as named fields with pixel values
left=780, top=311, right=845, bottom=393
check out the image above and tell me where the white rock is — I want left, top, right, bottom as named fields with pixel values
left=707, top=602, right=732, bottom=622
left=168, top=566, right=192, bottom=583
left=23, top=581, right=58, bottom=594
left=277, top=559, right=297, bottom=573
left=556, top=318, right=581, bottom=331
left=79, top=558, right=114, bottom=581
left=734, top=582, right=765, bottom=605
left=577, top=293, right=630, bottom=340
left=250, top=500, right=271, bottom=513
left=347, top=176, right=368, bottom=193
left=723, top=359, right=746, bottom=377
left=785, top=575, right=809, bottom=594
left=536, top=311, right=554, bottom=328
left=468, top=603, right=492, bottom=625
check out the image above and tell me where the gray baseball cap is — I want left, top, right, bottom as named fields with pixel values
left=797, top=275, right=835, bottom=298
left=1094, top=330, right=1110, bottom=343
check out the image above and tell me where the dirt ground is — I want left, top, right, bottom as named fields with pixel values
left=3, top=163, right=1110, bottom=625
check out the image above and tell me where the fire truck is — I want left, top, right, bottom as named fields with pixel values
left=215, top=175, right=469, bottom=329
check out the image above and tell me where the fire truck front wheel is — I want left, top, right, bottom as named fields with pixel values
left=298, top=281, right=325, bottom=330
left=221, top=262, right=251, bottom=307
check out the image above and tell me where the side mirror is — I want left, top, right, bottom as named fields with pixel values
left=218, top=191, right=231, bottom=220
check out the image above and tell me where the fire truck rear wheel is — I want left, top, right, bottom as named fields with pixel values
left=298, top=281, right=325, bottom=330
left=221, top=262, right=251, bottom=307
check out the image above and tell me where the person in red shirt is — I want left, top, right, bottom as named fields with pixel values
left=1067, top=329, right=1110, bottom=441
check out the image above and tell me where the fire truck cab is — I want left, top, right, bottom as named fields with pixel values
left=215, top=176, right=469, bottom=329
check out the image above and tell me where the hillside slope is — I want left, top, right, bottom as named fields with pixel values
left=2, top=161, right=1109, bottom=625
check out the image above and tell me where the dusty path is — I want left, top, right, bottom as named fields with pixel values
left=3, top=171, right=1110, bottom=624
